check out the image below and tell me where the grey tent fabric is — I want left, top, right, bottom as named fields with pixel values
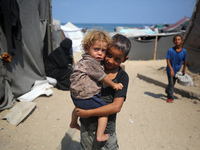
left=0, top=0, right=22, bottom=55
left=5, top=0, right=50, bottom=97
left=0, top=0, right=51, bottom=109
left=128, top=37, right=155, bottom=60
left=0, top=60, right=15, bottom=110
left=0, top=80, right=15, bottom=110
left=183, top=0, right=200, bottom=73
left=128, top=34, right=177, bottom=60
left=156, top=35, right=175, bottom=59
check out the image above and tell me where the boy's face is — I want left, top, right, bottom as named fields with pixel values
left=104, top=46, right=128, bottom=70
left=174, top=36, right=183, bottom=47
left=85, top=40, right=107, bottom=62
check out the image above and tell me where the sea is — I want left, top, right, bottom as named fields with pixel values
left=61, top=23, right=153, bottom=33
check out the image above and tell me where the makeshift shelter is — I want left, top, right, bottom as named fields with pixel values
left=64, top=22, right=79, bottom=29
left=61, top=22, right=84, bottom=52
left=183, top=0, right=200, bottom=73
left=127, top=32, right=183, bottom=60
left=163, top=16, right=190, bottom=32
left=0, top=0, right=53, bottom=110
left=52, top=19, right=63, bottom=51
left=118, top=21, right=187, bottom=61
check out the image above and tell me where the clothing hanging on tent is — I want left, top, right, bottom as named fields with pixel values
left=0, top=0, right=22, bottom=54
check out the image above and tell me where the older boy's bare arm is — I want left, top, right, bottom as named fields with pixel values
left=166, top=58, right=174, bottom=77
left=182, top=61, right=187, bottom=75
left=76, top=97, right=124, bottom=118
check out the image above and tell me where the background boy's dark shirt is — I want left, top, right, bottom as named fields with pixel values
left=80, top=66, right=129, bottom=134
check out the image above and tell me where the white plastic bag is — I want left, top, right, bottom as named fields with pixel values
left=175, top=72, right=193, bottom=86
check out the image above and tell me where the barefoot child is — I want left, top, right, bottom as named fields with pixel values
left=70, top=30, right=123, bottom=142
left=165, top=34, right=187, bottom=103
left=75, top=34, right=131, bottom=149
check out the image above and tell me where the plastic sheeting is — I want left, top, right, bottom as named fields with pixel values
left=128, top=34, right=176, bottom=60
left=164, top=16, right=189, bottom=32
left=52, top=19, right=63, bottom=51
left=183, top=0, right=200, bottom=73
left=5, top=0, right=50, bottom=97
left=17, top=80, right=53, bottom=102
left=120, top=28, right=157, bottom=36
left=61, top=24, right=84, bottom=52
left=175, top=72, right=193, bottom=86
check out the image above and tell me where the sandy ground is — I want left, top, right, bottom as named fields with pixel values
left=0, top=59, right=200, bottom=150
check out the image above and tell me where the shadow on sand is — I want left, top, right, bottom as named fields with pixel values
left=144, top=91, right=178, bottom=101
left=56, top=129, right=81, bottom=150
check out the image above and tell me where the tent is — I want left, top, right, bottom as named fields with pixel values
left=61, top=22, right=84, bottom=52
left=0, top=0, right=52, bottom=110
left=52, top=19, right=63, bottom=50
left=182, top=0, right=200, bottom=73
left=163, top=16, right=190, bottom=32
left=64, top=22, right=79, bottom=29
left=127, top=32, right=182, bottom=60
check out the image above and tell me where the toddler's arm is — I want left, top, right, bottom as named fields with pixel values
left=102, top=75, right=123, bottom=91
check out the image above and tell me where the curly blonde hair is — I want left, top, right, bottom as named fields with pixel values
left=81, top=29, right=112, bottom=51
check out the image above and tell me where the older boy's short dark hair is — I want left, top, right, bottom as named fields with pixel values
left=112, top=34, right=131, bottom=58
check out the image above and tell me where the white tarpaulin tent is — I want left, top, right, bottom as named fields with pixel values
left=61, top=22, right=84, bottom=52
left=64, top=22, right=79, bottom=29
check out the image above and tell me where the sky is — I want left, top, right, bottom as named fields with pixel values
left=52, top=0, right=197, bottom=24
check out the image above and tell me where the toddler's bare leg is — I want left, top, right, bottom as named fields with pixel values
left=70, top=108, right=80, bottom=130
left=96, top=116, right=109, bottom=142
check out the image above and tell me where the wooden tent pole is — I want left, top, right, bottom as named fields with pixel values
left=49, top=0, right=53, bottom=52
left=153, top=36, right=158, bottom=60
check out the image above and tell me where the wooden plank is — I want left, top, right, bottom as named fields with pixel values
left=153, top=36, right=158, bottom=60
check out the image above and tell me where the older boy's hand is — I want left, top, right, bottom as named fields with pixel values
left=171, top=69, right=175, bottom=77
left=113, top=83, right=123, bottom=91
left=182, top=70, right=186, bottom=75
left=76, top=108, right=90, bottom=118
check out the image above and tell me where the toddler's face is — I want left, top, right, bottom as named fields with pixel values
left=85, top=40, right=108, bottom=62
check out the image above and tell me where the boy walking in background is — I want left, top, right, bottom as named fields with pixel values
left=76, top=34, right=131, bottom=150
left=165, top=34, right=187, bottom=103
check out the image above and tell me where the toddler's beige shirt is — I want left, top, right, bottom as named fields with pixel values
left=70, top=54, right=106, bottom=99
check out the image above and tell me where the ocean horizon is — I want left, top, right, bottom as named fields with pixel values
left=61, top=23, right=153, bottom=32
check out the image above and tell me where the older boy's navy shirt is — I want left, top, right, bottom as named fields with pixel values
left=102, top=66, right=129, bottom=134
left=165, top=47, right=187, bottom=75
left=101, top=66, right=129, bottom=103
left=80, top=66, right=129, bottom=134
